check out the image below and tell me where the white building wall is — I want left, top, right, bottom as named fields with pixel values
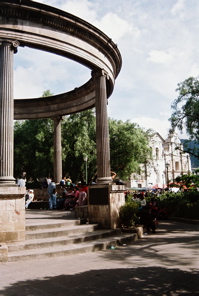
left=129, top=132, right=191, bottom=189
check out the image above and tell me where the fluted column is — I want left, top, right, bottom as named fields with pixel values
left=53, top=116, right=62, bottom=183
left=93, top=70, right=112, bottom=184
left=0, top=40, right=18, bottom=185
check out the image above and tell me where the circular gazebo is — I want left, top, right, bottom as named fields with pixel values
left=0, top=0, right=122, bottom=245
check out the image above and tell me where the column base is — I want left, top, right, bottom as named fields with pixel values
left=0, top=186, right=26, bottom=244
left=96, top=176, right=112, bottom=184
left=0, top=176, right=16, bottom=185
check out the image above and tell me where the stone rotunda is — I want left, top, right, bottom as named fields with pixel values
left=0, top=0, right=123, bottom=246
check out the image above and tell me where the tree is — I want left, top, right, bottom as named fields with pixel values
left=109, top=119, right=151, bottom=180
left=14, top=90, right=54, bottom=180
left=14, top=118, right=54, bottom=180
left=170, top=77, right=199, bottom=140
left=175, top=174, right=199, bottom=189
left=61, top=109, right=97, bottom=183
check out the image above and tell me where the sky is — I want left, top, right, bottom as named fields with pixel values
left=14, top=0, right=199, bottom=139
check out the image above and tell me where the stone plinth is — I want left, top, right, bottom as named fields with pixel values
left=0, top=186, right=26, bottom=243
left=88, top=184, right=125, bottom=229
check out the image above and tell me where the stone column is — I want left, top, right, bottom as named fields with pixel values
left=0, top=40, right=18, bottom=185
left=93, top=70, right=112, bottom=184
left=0, top=40, right=26, bottom=247
left=53, top=116, right=62, bottom=183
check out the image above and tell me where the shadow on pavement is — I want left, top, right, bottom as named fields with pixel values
left=0, top=266, right=198, bottom=296
left=99, top=221, right=199, bottom=267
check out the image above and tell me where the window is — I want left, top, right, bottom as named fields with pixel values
left=156, top=148, right=159, bottom=160
left=175, top=162, right=179, bottom=171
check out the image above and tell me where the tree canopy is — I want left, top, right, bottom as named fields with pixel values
left=61, top=109, right=96, bottom=183
left=170, top=77, right=199, bottom=140
left=109, top=119, right=151, bottom=180
left=14, top=118, right=54, bottom=180
left=170, top=77, right=199, bottom=160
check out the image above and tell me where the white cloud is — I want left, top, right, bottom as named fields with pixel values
left=36, top=0, right=97, bottom=23
left=171, top=0, right=185, bottom=18
left=14, top=48, right=90, bottom=98
left=132, top=116, right=171, bottom=139
left=147, top=49, right=175, bottom=65
left=94, top=12, right=139, bottom=42
left=59, top=0, right=97, bottom=23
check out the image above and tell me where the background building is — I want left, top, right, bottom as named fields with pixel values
left=128, top=132, right=191, bottom=189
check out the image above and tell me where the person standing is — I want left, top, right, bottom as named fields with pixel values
left=47, top=178, right=56, bottom=210
left=17, top=176, right=26, bottom=187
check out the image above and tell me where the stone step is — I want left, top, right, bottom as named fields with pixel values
left=6, top=211, right=143, bottom=262
left=7, top=232, right=138, bottom=262
left=25, top=224, right=99, bottom=240
left=7, top=229, right=120, bottom=251
left=26, top=220, right=81, bottom=231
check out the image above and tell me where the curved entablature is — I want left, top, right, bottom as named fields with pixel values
left=0, top=0, right=122, bottom=120
left=14, top=79, right=96, bottom=120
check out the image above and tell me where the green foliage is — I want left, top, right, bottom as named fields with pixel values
left=175, top=173, right=199, bottom=189
left=158, top=190, right=199, bottom=219
left=119, top=201, right=139, bottom=227
left=14, top=90, right=54, bottom=180
left=61, top=110, right=97, bottom=183
left=109, top=119, right=151, bottom=180
left=14, top=119, right=54, bottom=179
left=176, top=201, right=199, bottom=219
left=170, top=77, right=199, bottom=141
left=41, top=89, right=53, bottom=97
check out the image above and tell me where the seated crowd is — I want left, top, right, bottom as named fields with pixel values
left=25, top=175, right=88, bottom=210
left=57, top=182, right=88, bottom=210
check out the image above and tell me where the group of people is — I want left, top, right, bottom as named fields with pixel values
left=47, top=177, right=88, bottom=210
left=133, top=195, right=169, bottom=234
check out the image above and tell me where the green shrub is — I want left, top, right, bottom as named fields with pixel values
left=158, top=191, right=199, bottom=220
left=119, top=201, right=139, bottom=227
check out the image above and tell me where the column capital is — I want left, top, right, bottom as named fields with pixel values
left=92, top=69, right=109, bottom=80
left=0, top=39, right=20, bottom=53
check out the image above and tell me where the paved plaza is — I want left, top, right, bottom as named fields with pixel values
left=0, top=218, right=199, bottom=296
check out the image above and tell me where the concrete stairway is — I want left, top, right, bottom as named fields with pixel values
left=7, top=214, right=139, bottom=262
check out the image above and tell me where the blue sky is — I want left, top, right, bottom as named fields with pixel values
left=14, top=0, right=199, bottom=139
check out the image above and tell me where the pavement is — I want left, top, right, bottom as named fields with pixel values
left=0, top=212, right=199, bottom=296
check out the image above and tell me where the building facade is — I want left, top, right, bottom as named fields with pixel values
left=129, top=132, right=191, bottom=189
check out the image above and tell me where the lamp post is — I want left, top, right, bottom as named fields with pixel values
left=165, top=163, right=169, bottom=187
left=83, top=155, right=88, bottom=184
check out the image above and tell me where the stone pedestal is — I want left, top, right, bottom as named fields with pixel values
left=88, top=184, right=125, bottom=229
left=0, top=186, right=26, bottom=244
